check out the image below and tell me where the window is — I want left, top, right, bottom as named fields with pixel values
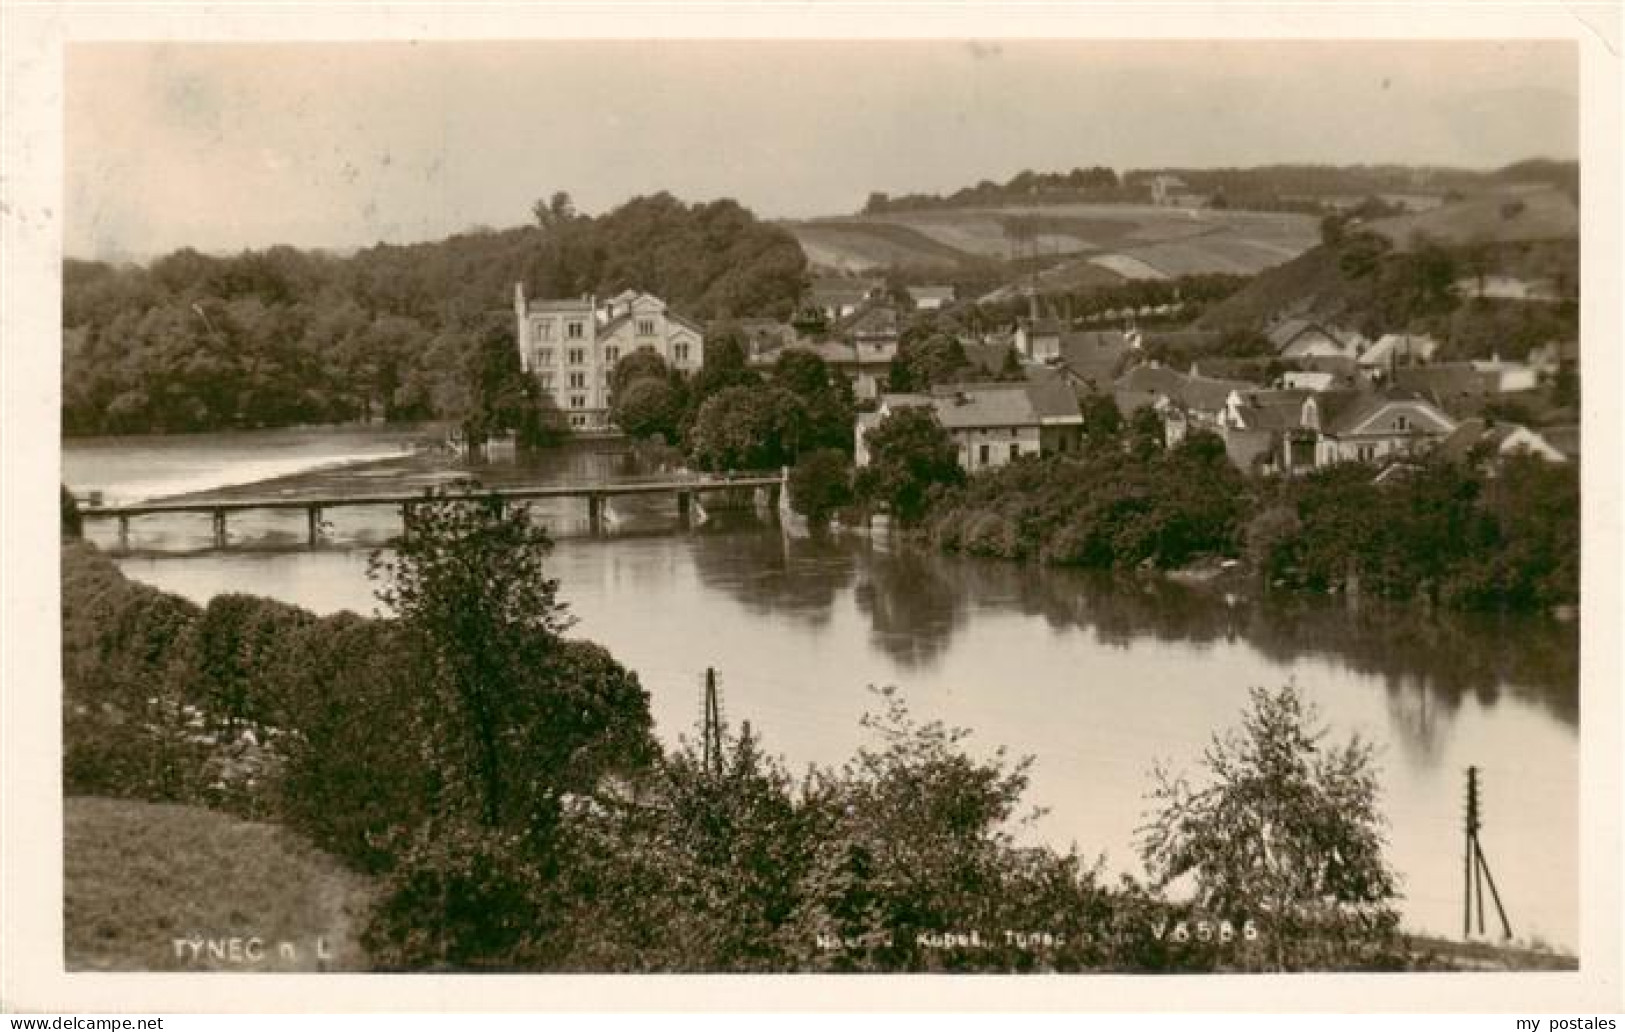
left=539, top=373, right=555, bottom=391
left=567, top=321, right=584, bottom=339
left=1394, top=415, right=1412, bottom=432
left=570, top=414, right=585, bottom=428
left=1009, top=443, right=1021, bottom=461
left=637, top=318, right=656, bottom=337
left=568, top=348, right=585, bottom=366
left=979, top=444, right=990, bottom=466
left=1357, top=444, right=1376, bottom=462
left=537, top=348, right=554, bottom=366
left=534, top=320, right=553, bottom=341
left=674, top=343, right=691, bottom=362
left=569, top=395, right=585, bottom=409
left=569, top=372, right=586, bottom=389
left=605, top=346, right=619, bottom=364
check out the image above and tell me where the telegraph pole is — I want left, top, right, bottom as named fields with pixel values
left=701, top=667, right=725, bottom=778
left=1463, top=766, right=1513, bottom=940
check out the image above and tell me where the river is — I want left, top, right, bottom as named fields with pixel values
left=61, top=427, right=1581, bottom=954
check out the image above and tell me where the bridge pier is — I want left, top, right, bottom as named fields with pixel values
left=676, top=490, right=692, bottom=529
left=587, top=494, right=604, bottom=534
left=399, top=502, right=413, bottom=542
left=307, top=505, right=323, bottom=547
left=211, top=509, right=227, bottom=549
left=117, top=515, right=130, bottom=550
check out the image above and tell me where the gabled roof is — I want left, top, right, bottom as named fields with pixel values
left=809, top=277, right=882, bottom=309
left=1267, top=318, right=1359, bottom=351
left=1360, top=332, right=1440, bottom=367
left=1393, top=364, right=1495, bottom=407
left=828, top=301, right=900, bottom=342
left=882, top=380, right=1081, bottom=430
left=1322, top=390, right=1456, bottom=437
left=1114, top=364, right=1256, bottom=414
left=1232, top=389, right=1317, bottom=432
left=1055, top=331, right=1132, bottom=390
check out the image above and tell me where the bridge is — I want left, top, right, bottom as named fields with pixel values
left=79, top=472, right=789, bottom=549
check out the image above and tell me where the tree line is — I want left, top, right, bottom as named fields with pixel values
left=62, top=193, right=807, bottom=436
left=849, top=402, right=1578, bottom=615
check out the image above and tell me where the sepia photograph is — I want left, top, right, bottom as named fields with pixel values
left=3, top=3, right=1621, bottom=1015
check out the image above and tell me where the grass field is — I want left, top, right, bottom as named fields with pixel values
left=787, top=204, right=1318, bottom=279
left=64, top=796, right=374, bottom=971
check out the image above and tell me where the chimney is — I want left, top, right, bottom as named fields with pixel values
left=1028, top=290, right=1039, bottom=324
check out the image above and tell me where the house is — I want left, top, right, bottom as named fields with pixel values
left=1470, top=355, right=1540, bottom=393
left=837, top=302, right=902, bottom=353
left=1392, top=363, right=1496, bottom=415
left=1279, top=370, right=1338, bottom=392
left=515, top=284, right=704, bottom=431
left=1013, top=317, right=1064, bottom=362
left=1212, top=389, right=1319, bottom=471
left=1113, top=364, right=1259, bottom=448
left=1437, top=418, right=1571, bottom=465
left=907, top=285, right=957, bottom=312
left=1529, top=339, right=1579, bottom=379
left=1286, top=389, right=1457, bottom=471
left=1359, top=332, right=1440, bottom=371
left=724, top=318, right=798, bottom=362
left=1050, top=330, right=1135, bottom=393
left=854, top=380, right=1084, bottom=472
left=1267, top=318, right=1368, bottom=360
left=750, top=338, right=895, bottom=401
left=1453, top=274, right=1562, bottom=302
left=808, top=277, right=884, bottom=321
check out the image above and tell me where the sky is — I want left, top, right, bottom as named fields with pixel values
left=65, top=40, right=1578, bottom=259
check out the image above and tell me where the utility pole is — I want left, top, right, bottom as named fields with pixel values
left=1463, top=766, right=1513, bottom=940
left=701, top=667, right=725, bottom=778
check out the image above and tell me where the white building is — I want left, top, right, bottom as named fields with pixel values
left=854, top=380, right=1083, bottom=473
left=514, top=285, right=704, bottom=431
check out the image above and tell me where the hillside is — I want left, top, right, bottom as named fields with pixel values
left=788, top=204, right=1318, bottom=281
left=65, top=796, right=374, bottom=971
left=1196, top=193, right=1579, bottom=352
left=1368, top=185, right=1578, bottom=250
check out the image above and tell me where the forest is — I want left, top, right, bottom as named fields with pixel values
left=62, top=193, right=808, bottom=436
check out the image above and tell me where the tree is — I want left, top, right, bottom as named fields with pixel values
left=788, top=449, right=855, bottom=523
left=610, top=376, right=685, bottom=443
left=1138, top=685, right=1402, bottom=970
left=688, top=385, right=809, bottom=471
left=854, top=407, right=964, bottom=525
left=61, top=485, right=83, bottom=538
left=368, top=485, right=655, bottom=832
left=609, top=350, right=673, bottom=399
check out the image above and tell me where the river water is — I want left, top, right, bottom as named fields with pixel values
left=62, top=428, right=1581, bottom=953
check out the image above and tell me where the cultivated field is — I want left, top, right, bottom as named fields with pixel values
left=787, top=203, right=1319, bottom=281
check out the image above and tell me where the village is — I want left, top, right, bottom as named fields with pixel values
left=514, top=269, right=1580, bottom=484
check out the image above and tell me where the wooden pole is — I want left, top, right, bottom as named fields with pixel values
left=1469, top=767, right=1482, bottom=942
left=1474, top=838, right=1514, bottom=940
